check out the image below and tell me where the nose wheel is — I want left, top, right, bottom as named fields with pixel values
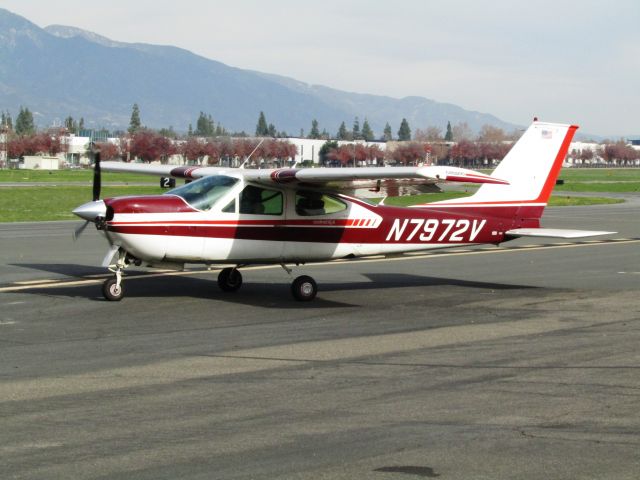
left=102, top=277, right=124, bottom=301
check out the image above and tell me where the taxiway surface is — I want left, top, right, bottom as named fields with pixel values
left=0, top=202, right=639, bottom=479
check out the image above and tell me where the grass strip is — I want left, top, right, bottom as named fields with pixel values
left=0, top=168, right=629, bottom=222
left=554, top=182, right=640, bottom=193
left=0, top=169, right=157, bottom=184
left=371, top=192, right=622, bottom=207
left=0, top=186, right=164, bottom=222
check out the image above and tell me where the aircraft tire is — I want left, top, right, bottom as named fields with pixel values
left=291, top=275, right=317, bottom=301
left=102, top=277, right=124, bottom=301
left=218, top=268, right=243, bottom=292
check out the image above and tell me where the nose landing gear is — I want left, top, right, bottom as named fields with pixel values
left=102, top=248, right=131, bottom=301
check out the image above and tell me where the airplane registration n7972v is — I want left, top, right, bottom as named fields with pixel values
left=385, top=218, right=487, bottom=243
left=73, top=120, right=613, bottom=301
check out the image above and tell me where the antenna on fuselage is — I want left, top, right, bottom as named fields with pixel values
left=239, top=138, right=265, bottom=169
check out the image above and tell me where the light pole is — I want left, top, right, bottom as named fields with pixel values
left=1, top=121, right=7, bottom=168
left=352, top=142, right=356, bottom=167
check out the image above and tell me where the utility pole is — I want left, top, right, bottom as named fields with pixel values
left=1, top=120, right=7, bottom=168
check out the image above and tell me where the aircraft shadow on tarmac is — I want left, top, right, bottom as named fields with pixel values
left=10, top=262, right=108, bottom=277
left=13, top=263, right=536, bottom=309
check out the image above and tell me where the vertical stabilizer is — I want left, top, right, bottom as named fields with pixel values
left=436, top=121, right=578, bottom=206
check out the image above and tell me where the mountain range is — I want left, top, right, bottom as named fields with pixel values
left=0, top=8, right=520, bottom=137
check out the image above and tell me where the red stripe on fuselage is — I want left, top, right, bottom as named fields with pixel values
left=107, top=202, right=530, bottom=245
left=110, top=219, right=366, bottom=227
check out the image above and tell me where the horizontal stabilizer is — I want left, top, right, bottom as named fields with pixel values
left=505, top=228, right=616, bottom=239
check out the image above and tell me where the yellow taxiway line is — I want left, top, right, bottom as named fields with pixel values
left=0, top=238, right=637, bottom=294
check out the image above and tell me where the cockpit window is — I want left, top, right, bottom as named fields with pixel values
left=166, top=175, right=238, bottom=211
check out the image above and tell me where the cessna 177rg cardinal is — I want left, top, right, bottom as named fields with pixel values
left=73, top=120, right=612, bottom=301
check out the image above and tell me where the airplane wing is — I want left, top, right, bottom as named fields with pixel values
left=242, top=166, right=509, bottom=185
left=101, top=161, right=509, bottom=186
left=100, top=161, right=230, bottom=178
left=505, top=228, right=615, bottom=238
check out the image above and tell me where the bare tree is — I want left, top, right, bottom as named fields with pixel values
left=477, top=125, right=507, bottom=143
left=414, top=126, right=443, bottom=142
left=452, top=122, right=473, bottom=142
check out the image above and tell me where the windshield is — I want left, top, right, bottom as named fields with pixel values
left=166, top=175, right=239, bottom=211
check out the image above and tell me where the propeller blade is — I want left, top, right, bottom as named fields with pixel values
left=75, top=147, right=102, bottom=241
left=92, top=151, right=101, bottom=201
left=72, top=220, right=90, bottom=241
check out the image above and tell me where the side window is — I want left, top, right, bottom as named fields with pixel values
left=295, top=191, right=346, bottom=216
left=239, top=185, right=283, bottom=215
left=222, top=198, right=236, bottom=213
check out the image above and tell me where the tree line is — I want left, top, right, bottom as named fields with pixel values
left=318, top=140, right=511, bottom=167
left=2, top=104, right=638, bottom=166
left=569, top=142, right=640, bottom=167
left=1, top=104, right=416, bottom=143
left=121, top=134, right=298, bottom=166
left=5, top=126, right=639, bottom=168
left=6, top=131, right=298, bottom=166
left=0, top=103, right=537, bottom=145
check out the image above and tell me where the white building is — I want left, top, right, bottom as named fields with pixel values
left=62, top=134, right=121, bottom=166
left=564, top=141, right=640, bottom=167
left=22, top=155, right=61, bottom=170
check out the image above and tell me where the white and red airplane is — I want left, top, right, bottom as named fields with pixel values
left=73, top=120, right=612, bottom=301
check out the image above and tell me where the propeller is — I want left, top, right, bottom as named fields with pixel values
left=92, top=151, right=101, bottom=201
left=73, top=148, right=105, bottom=241
left=72, top=220, right=90, bottom=241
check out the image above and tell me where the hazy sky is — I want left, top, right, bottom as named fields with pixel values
left=2, top=0, right=638, bottom=136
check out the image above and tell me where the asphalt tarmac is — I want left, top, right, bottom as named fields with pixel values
left=0, top=201, right=639, bottom=479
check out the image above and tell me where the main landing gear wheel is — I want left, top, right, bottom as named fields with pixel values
left=291, top=275, right=317, bottom=301
left=218, top=267, right=243, bottom=292
left=102, top=277, right=124, bottom=301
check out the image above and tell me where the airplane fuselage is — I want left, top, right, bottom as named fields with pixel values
left=103, top=186, right=541, bottom=266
